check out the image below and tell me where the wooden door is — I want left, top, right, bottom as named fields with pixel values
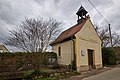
left=88, top=49, right=94, bottom=69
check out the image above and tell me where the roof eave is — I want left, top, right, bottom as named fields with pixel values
left=50, top=36, right=76, bottom=46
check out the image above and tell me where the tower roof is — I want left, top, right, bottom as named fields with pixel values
left=76, top=6, right=88, bottom=17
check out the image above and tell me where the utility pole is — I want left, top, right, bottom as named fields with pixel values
left=108, top=24, right=113, bottom=47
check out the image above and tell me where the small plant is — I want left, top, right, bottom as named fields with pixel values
left=68, top=60, right=76, bottom=72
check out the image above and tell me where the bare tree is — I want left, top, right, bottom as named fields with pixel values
left=94, top=24, right=120, bottom=47
left=112, top=33, right=120, bottom=47
left=5, top=17, right=62, bottom=52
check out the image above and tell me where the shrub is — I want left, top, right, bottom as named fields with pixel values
left=102, top=48, right=116, bottom=66
left=68, top=60, right=76, bottom=72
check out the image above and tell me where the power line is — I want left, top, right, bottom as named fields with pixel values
left=88, top=0, right=113, bottom=47
left=88, top=0, right=110, bottom=24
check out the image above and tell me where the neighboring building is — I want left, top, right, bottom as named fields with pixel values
left=50, top=6, right=102, bottom=72
left=0, top=45, right=9, bottom=53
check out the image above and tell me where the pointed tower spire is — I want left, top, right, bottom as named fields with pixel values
left=76, top=6, right=88, bottom=24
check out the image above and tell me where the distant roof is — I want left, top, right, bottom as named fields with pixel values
left=0, top=45, right=9, bottom=52
left=50, top=16, right=90, bottom=46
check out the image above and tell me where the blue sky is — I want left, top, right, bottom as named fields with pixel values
left=0, top=0, right=120, bottom=51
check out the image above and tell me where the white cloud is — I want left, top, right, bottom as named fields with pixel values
left=0, top=0, right=120, bottom=51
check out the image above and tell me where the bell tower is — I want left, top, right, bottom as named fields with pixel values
left=76, top=6, right=88, bottom=24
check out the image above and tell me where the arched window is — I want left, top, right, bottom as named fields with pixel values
left=58, top=47, right=61, bottom=56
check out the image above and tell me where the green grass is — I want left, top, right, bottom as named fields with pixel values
left=17, top=69, right=80, bottom=80
left=22, top=70, right=34, bottom=75
left=33, top=77, right=58, bottom=80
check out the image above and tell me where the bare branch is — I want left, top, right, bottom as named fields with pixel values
left=5, top=17, right=62, bottom=52
left=94, top=24, right=120, bottom=47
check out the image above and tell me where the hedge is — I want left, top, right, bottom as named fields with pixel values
left=102, top=48, right=116, bottom=66
left=0, top=52, right=57, bottom=73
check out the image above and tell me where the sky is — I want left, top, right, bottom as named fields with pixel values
left=0, top=0, right=120, bottom=51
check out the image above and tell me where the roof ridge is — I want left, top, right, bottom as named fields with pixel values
left=60, top=15, right=90, bottom=34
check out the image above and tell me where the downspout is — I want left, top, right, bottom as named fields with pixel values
left=71, top=36, right=76, bottom=71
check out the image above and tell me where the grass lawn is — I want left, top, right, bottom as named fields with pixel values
left=33, top=77, right=58, bottom=80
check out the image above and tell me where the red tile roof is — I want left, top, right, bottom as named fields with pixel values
left=50, top=16, right=90, bottom=46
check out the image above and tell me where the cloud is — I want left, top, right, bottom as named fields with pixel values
left=0, top=0, right=120, bottom=51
